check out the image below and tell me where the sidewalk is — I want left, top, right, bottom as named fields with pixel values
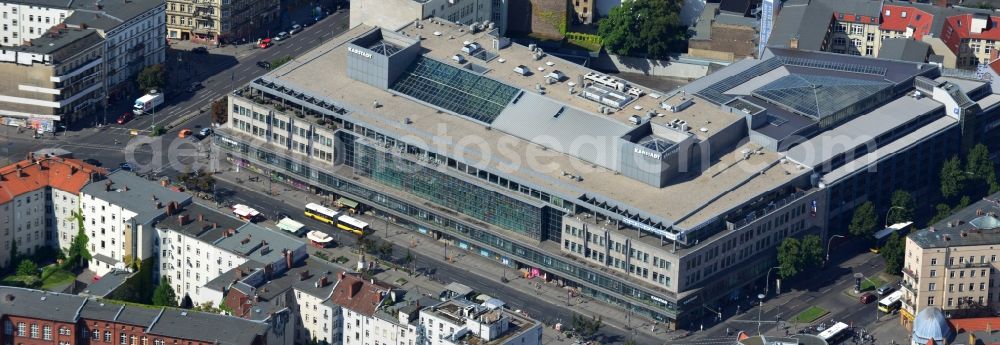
left=209, top=166, right=671, bottom=342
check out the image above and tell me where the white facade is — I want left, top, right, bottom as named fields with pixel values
left=295, top=288, right=341, bottom=345
left=101, top=4, right=166, bottom=90
left=0, top=4, right=70, bottom=46
left=418, top=302, right=542, bottom=345
left=51, top=188, right=80, bottom=251
left=156, top=227, right=247, bottom=307
left=79, top=192, right=139, bottom=276
left=0, top=190, right=46, bottom=268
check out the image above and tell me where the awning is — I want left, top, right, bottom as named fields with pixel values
left=276, top=218, right=305, bottom=233
left=337, top=198, right=359, bottom=209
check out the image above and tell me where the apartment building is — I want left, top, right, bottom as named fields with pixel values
left=901, top=191, right=1000, bottom=326
left=0, top=0, right=165, bottom=128
left=0, top=156, right=103, bottom=268
left=419, top=298, right=542, bottom=345
left=0, top=26, right=104, bottom=129
left=350, top=0, right=507, bottom=35
left=0, top=286, right=272, bottom=345
left=166, top=0, right=279, bottom=44
left=293, top=268, right=341, bottom=345
left=80, top=171, right=191, bottom=276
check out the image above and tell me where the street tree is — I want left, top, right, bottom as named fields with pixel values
left=849, top=201, right=878, bottom=238
left=881, top=232, right=905, bottom=274
left=940, top=156, right=966, bottom=199
left=966, top=144, right=1000, bottom=194
left=777, top=237, right=803, bottom=279
left=211, top=98, right=228, bottom=124
left=153, top=278, right=178, bottom=307
left=801, top=235, right=824, bottom=270
left=598, top=0, right=686, bottom=59
left=888, top=190, right=915, bottom=225
left=137, top=64, right=166, bottom=93
left=572, top=314, right=602, bottom=340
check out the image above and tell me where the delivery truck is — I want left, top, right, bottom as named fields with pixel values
left=133, top=92, right=164, bottom=115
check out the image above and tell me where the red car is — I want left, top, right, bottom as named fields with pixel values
left=116, top=112, right=133, bottom=124
left=258, top=38, right=272, bottom=49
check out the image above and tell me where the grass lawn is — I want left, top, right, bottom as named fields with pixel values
left=860, top=277, right=886, bottom=292
left=40, top=267, right=75, bottom=290
left=792, top=306, right=829, bottom=324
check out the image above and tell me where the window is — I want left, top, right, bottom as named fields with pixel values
left=43, top=325, right=51, bottom=340
left=930, top=270, right=937, bottom=277
left=120, top=332, right=126, bottom=345
left=16, top=322, right=24, bottom=336
left=948, top=298, right=954, bottom=307
left=834, top=37, right=846, bottom=46
left=867, top=33, right=875, bottom=41
left=106, top=331, right=112, bottom=342
left=928, top=296, right=935, bottom=305
left=929, top=283, right=936, bottom=291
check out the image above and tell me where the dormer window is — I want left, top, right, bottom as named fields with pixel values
left=885, top=9, right=890, bottom=16
left=902, top=11, right=907, bottom=18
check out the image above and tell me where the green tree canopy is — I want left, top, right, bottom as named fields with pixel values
left=849, top=201, right=878, bottom=238
left=153, top=278, right=178, bottom=307
left=777, top=237, right=803, bottom=279
left=137, top=64, right=166, bottom=93
left=881, top=232, right=905, bottom=275
left=16, top=259, right=38, bottom=277
left=67, top=212, right=91, bottom=269
left=801, top=235, right=825, bottom=269
left=941, top=156, right=966, bottom=199
left=211, top=98, right=228, bottom=124
left=888, top=190, right=915, bottom=225
left=967, top=144, right=999, bottom=194
left=597, top=0, right=686, bottom=59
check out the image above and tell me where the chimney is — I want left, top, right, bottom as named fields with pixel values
left=213, top=222, right=218, bottom=229
left=16, top=167, right=23, bottom=177
left=178, top=214, right=189, bottom=226
left=299, top=270, right=310, bottom=281
left=27, top=152, right=34, bottom=162
left=70, top=166, right=78, bottom=175
left=339, top=271, right=346, bottom=281
left=285, top=249, right=293, bottom=269
left=320, top=276, right=329, bottom=287
left=789, top=37, right=799, bottom=50
left=105, top=181, right=113, bottom=191
left=155, top=201, right=162, bottom=209
left=198, top=214, right=204, bottom=222
left=166, top=201, right=177, bottom=216
left=123, top=185, right=129, bottom=192
left=160, top=179, right=168, bottom=187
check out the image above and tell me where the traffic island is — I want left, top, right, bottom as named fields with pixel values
left=792, top=306, right=829, bottom=324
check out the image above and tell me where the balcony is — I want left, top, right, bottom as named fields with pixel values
left=902, top=267, right=918, bottom=279
left=901, top=279, right=916, bottom=293
left=948, top=262, right=991, bottom=269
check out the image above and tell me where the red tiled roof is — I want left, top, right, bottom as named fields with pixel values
left=989, top=58, right=1000, bottom=75
left=945, top=14, right=1000, bottom=41
left=0, top=156, right=105, bottom=204
left=880, top=5, right=934, bottom=40
left=950, top=317, right=1000, bottom=333
left=329, top=272, right=392, bottom=317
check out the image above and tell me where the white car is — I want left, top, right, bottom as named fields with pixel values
left=289, top=24, right=302, bottom=35
left=274, top=32, right=289, bottom=41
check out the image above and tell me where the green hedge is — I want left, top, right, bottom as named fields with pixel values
left=566, top=32, right=603, bottom=52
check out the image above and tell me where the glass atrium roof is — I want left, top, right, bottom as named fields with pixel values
left=366, top=39, right=402, bottom=56
left=638, top=137, right=677, bottom=154
left=391, top=57, right=519, bottom=124
left=751, top=74, right=891, bottom=119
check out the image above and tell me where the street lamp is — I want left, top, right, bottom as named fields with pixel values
left=826, top=234, right=846, bottom=263
left=757, top=293, right=765, bottom=335
left=764, top=266, right=780, bottom=296
left=885, top=206, right=907, bottom=228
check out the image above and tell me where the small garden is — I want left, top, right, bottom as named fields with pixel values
left=0, top=247, right=77, bottom=291
left=791, top=306, right=829, bottom=324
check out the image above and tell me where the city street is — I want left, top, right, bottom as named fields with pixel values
left=1, top=8, right=351, bottom=173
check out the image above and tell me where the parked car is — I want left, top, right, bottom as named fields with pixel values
left=257, top=61, right=271, bottom=69
left=876, top=283, right=895, bottom=296
left=82, top=158, right=102, bottom=167
left=258, top=38, right=272, bottom=49
left=289, top=24, right=302, bottom=34
left=116, top=112, right=133, bottom=124
left=118, top=162, right=133, bottom=171
left=859, top=292, right=877, bottom=304
left=191, top=46, right=208, bottom=54
left=197, top=127, right=213, bottom=138
left=187, top=82, right=204, bottom=92
left=274, top=32, right=289, bottom=41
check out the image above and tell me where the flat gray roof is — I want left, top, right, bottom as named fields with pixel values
left=62, top=0, right=163, bottom=31
left=81, top=171, right=191, bottom=224
left=909, top=191, right=1000, bottom=249
left=214, top=222, right=305, bottom=265
left=768, top=0, right=831, bottom=51
left=785, top=96, right=944, bottom=167
left=878, top=38, right=930, bottom=62
left=254, top=23, right=804, bottom=229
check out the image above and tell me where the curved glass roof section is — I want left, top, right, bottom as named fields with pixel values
left=391, top=56, right=519, bottom=124
left=638, top=137, right=677, bottom=154
left=751, top=74, right=892, bottom=120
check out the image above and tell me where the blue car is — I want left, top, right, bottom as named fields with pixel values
left=119, top=162, right=133, bottom=171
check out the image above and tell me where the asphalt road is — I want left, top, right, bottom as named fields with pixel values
left=1, top=9, right=350, bottom=173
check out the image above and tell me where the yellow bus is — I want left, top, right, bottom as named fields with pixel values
left=878, top=291, right=903, bottom=313
left=304, top=203, right=339, bottom=225
left=336, top=215, right=369, bottom=236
